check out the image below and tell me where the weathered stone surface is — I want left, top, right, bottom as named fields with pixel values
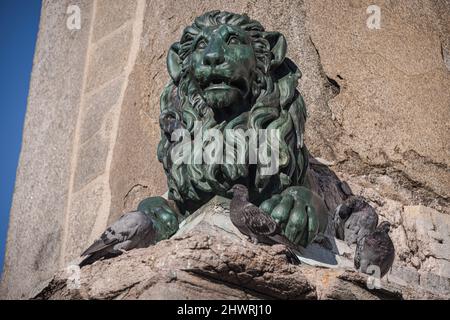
left=34, top=197, right=417, bottom=300
left=86, top=23, right=132, bottom=92
left=443, top=45, right=450, bottom=72
left=79, top=77, right=124, bottom=143
left=304, top=0, right=450, bottom=201
left=63, top=181, right=105, bottom=264
left=402, top=206, right=450, bottom=265
left=419, top=271, right=450, bottom=297
left=389, top=265, right=420, bottom=288
left=396, top=205, right=450, bottom=295
left=0, top=0, right=94, bottom=299
left=73, top=130, right=110, bottom=192
left=92, top=0, right=137, bottom=42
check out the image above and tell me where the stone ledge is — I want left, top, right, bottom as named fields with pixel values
left=32, top=196, right=443, bottom=300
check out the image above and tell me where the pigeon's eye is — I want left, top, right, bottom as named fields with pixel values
left=227, top=35, right=241, bottom=45
left=196, top=39, right=207, bottom=50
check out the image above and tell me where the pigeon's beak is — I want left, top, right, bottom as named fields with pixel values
left=226, top=188, right=234, bottom=196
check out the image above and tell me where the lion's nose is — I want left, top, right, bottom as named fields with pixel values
left=204, top=48, right=225, bottom=66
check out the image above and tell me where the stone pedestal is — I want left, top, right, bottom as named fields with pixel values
left=34, top=196, right=419, bottom=300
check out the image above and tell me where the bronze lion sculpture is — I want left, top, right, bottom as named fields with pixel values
left=146, top=10, right=328, bottom=246
left=80, top=11, right=330, bottom=266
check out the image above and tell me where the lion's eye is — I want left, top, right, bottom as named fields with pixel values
left=196, top=39, right=207, bottom=50
left=228, top=35, right=241, bottom=45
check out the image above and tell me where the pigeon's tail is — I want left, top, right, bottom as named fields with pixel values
left=265, top=234, right=301, bottom=265
left=285, top=248, right=301, bottom=265
left=78, top=251, right=121, bottom=268
left=78, top=254, right=97, bottom=268
left=269, top=234, right=300, bottom=251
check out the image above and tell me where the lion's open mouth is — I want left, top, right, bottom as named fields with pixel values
left=200, top=74, right=248, bottom=94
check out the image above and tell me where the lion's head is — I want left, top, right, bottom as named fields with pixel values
left=157, top=11, right=309, bottom=214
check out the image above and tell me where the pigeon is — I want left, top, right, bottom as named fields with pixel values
left=229, top=184, right=300, bottom=264
left=354, top=221, right=395, bottom=277
left=334, top=195, right=378, bottom=245
left=79, top=211, right=157, bottom=267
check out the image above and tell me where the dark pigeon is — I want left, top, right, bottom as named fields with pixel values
left=79, top=211, right=157, bottom=267
left=354, top=221, right=395, bottom=277
left=334, top=195, right=378, bottom=245
left=229, top=184, right=300, bottom=264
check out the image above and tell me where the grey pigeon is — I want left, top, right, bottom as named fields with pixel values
left=334, top=195, right=378, bottom=245
left=354, top=221, right=395, bottom=277
left=229, top=184, right=300, bottom=264
left=79, top=211, right=157, bottom=267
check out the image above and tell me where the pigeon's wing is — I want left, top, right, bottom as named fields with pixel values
left=364, top=232, right=395, bottom=259
left=345, top=206, right=379, bottom=244
left=333, top=204, right=345, bottom=239
left=81, top=211, right=149, bottom=257
left=364, top=233, right=388, bottom=254
left=242, top=204, right=298, bottom=249
left=242, top=204, right=280, bottom=236
left=356, top=209, right=379, bottom=240
left=356, top=231, right=395, bottom=276
left=381, top=239, right=395, bottom=276
left=354, top=237, right=364, bottom=270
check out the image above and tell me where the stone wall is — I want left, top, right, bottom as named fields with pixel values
left=1, top=0, right=449, bottom=299
left=1, top=0, right=158, bottom=299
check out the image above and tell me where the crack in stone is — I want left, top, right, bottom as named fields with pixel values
left=123, top=183, right=149, bottom=209
left=308, top=35, right=342, bottom=101
left=334, top=151, right=449, bottom=210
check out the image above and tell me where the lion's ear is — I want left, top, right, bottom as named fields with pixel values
left=167, top=42, right=182, bottom=84
left=264, top=32, right=287, bottom=70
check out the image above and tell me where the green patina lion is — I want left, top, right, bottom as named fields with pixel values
left=140, top=10, right=328, bottom=247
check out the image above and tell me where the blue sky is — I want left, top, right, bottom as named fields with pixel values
left=0, top=0, right=41, bottom=275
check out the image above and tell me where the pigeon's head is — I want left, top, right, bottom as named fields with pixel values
left=378, top=221, right=391, bottom=233
left=228, top=184, right=249, bottom=198
left=336, top=203, right=352, bottom=220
